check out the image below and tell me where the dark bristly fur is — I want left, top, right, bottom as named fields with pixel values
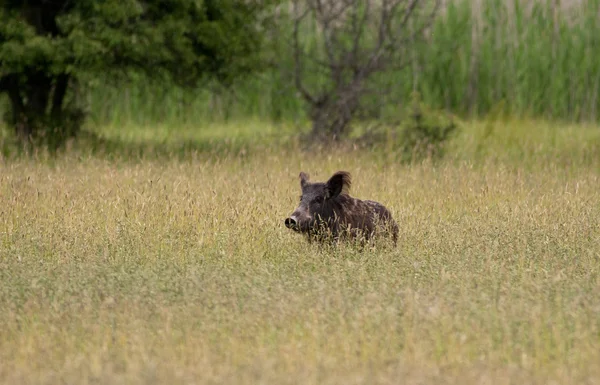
left=285, top=171, right=399, bottom=245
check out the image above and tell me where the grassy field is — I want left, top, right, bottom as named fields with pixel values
left=1, top=119, right=600, bottom=384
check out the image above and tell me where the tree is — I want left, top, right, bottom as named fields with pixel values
left=0, top=0, right=274, bottom=147
left=291, top=0, right=440, bottom=140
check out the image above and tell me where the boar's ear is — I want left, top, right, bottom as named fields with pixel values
left=325, top=171, right=351, bottom=199
left=299, top=172, right=310, bottom=188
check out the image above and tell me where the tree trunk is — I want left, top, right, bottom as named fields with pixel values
left=51, top=74, right=70, bottom=121
left=2, top=72, right=79, bottom=148
left=27, top=73, right=52, bottom=120
left=310, top=107, right=339, bottom=141
left=4, top=76, right=32, bottom=142
left=311, top=95, right=358, bottom=141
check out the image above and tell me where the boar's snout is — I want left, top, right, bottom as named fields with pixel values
left=284, top=215, right=300, bottom=231
left=286, top=210, right=311, bottom=232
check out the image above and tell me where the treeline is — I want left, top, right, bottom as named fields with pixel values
left=90, top=0, right=600, bottom=126
left=1, top=0, right=600, bottom=148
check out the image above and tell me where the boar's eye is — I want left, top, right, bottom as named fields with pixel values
left=299, top=195, right=303, bottom=202
left=313, top=196, right=324, bottom=204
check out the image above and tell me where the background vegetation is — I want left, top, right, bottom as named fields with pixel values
left=1, top=0, right=600, bottom=384
left=74, top=0, right=600, bottom=129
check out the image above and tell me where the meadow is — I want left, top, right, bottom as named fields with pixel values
left=2, top=0, right=600, bottom=382
left=1, top=118, right=600, bottom=384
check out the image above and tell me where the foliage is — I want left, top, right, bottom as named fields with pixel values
left=67, top=0, right=600, bottom=130
left=0, top=0, right=275, bottom=147
left=291, top=0, right=441, bottom=140
left=397, top=93, right=459, bottom=163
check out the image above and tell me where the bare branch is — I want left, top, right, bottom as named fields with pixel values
left=374, top=0, right=441, bottom=72
left=313, top=0, right=338, bottom=83
left=390, top=0, right=442, bottom=50
left=349, top=0, right=370, bottom=76
left=311, top=0, right=356, bottom=86
left=399, top=0, right=421, bottom=31
left=311, top=0, right=353, bottom=25
left=292, top=0, right=316, bottom=105
left=289, top=0, right=442, bottom=139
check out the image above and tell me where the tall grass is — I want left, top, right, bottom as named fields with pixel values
left=1, top=120, right=600, bottom=384
left=82, top=0, right=600, bottom=130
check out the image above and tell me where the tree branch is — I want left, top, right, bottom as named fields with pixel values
left=292, top=0, right=316, bottom=105
left=348, top=0, right=370, bottom=77
left=290, top=0, right=441, bottom=139
left=313, top=0, right=342, bottom=86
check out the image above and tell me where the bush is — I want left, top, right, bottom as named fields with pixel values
left=397, top=94, right=459, bottom=163
left=355, top=93, right=459, bottom=163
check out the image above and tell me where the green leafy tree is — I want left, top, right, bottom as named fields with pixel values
left=0, top=0, right=273, bottom=146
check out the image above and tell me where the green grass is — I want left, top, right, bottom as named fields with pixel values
left=78, top=0, right=600, bottom=128
left=1, top=119, right=600, bottom=384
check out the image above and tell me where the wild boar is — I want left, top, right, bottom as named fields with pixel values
left=284, top=171, right=398, bottom=245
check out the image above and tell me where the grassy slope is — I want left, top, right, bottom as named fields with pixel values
left=1, top=119, right=600, bottom=384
